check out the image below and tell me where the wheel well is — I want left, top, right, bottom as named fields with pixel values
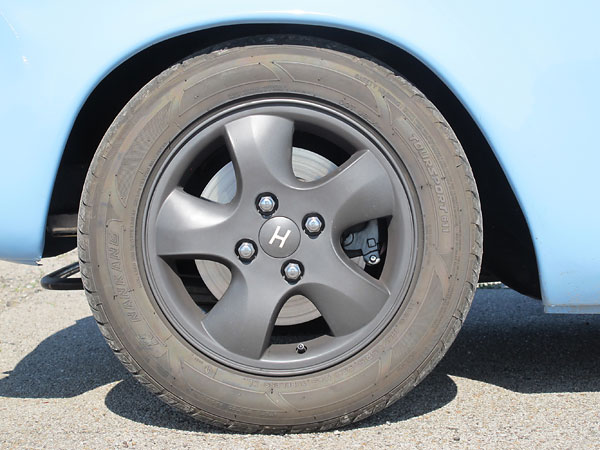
left=45, top=24, right=541, bottom=298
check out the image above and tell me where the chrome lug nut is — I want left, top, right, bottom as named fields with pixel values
left=257, top=195, right=276, bottom=214
left=304, top=216, right=323, bottom=234
left=237, top=241, right=256, bottom=261
left=283, top=262, right=302, bottom=282
left=303, top=214, right=324, bottom=236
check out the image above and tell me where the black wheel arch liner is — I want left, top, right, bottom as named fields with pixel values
left=44, top=23, right=541, bottom=299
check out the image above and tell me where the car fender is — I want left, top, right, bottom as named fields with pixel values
left=0, top=1, right=599, bottom=308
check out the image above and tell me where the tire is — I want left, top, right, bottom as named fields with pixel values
left=78, top=37, right=482, bottom=433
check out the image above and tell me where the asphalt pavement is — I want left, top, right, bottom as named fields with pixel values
left=1, top=252, right=599, bottom=449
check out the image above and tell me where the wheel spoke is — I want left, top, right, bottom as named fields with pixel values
left=155, top=188, right=235, bottom=261
left=202, top=270, right=288, bottom=359
left=224, top=115, right=297, bottom=197
left=310, top=150, right=395, bottom=232
left=144, top=100, right=413, bottom=374
left=301, top=254, right=390, bottom=336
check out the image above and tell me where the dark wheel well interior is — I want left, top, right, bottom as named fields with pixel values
left=45, top=24, right=541, bottom=298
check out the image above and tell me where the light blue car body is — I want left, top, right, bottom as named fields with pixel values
left=0, top=1, right=599, bottom=312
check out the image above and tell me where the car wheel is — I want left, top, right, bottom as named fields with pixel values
left=78, top=37, right=482, bottom=432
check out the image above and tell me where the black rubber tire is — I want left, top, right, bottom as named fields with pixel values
left=78, top=37, right=482, bottom=433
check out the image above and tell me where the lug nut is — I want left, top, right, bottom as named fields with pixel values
left=257, top=195, right=277, bottom=214
left=237, top=241, right=256, bottom=261
left=283, top=262, right=302, bottom=282
left=303, top=214, right=324, bottom=236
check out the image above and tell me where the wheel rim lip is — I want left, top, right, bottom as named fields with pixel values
left=140, top=97, right=420, bottom=376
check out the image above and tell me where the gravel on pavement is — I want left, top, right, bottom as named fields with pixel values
left=1, top=252, right=599, bottom=449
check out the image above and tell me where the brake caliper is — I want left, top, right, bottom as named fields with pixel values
left=342, top=219, right=381, bottom=265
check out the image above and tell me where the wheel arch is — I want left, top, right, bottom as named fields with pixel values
left=45, top=23, right=540, bottom=298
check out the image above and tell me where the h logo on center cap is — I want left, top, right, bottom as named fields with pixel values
left=269, top=225, right=292, bottom=248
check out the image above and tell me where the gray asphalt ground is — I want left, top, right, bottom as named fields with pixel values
left=1, top=252, right=599, bottom=449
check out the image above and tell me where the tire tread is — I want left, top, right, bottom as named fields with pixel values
left=78, top=39, right=482, bottom=433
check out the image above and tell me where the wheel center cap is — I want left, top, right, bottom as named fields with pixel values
left=258, top=217, right=301, bottom=258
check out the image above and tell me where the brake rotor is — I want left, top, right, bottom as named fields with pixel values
left=196, top=148, right=337, bottom=326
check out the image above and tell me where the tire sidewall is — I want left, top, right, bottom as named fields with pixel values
left=84, top=44, right=475, bottom=426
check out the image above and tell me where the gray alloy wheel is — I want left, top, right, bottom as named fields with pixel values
left=78, top=37, right=482, bottom=432
left=142, top=102, right=416, bottom=374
